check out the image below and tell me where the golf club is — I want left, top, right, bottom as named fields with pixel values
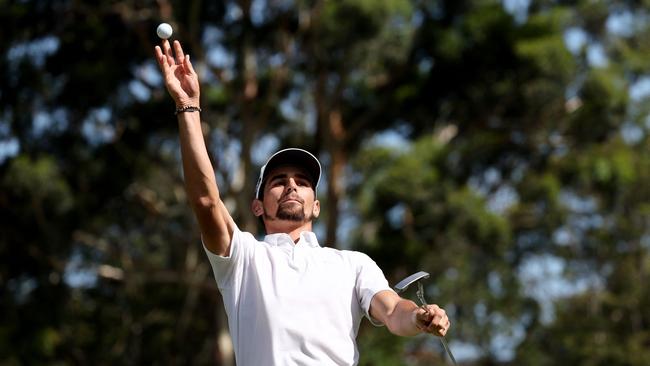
left=395, top=271, right=458, bottom=366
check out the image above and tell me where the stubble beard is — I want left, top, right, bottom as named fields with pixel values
left=265, top=202, right=311, bottom=223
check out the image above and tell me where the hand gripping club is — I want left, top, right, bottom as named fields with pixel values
left=395, top=271, right=458, bottom=366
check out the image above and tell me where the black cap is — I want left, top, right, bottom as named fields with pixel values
left=255, top=148, right=321, bottom=199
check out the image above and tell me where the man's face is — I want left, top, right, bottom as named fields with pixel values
left=258, top=165, right=319, bottom=223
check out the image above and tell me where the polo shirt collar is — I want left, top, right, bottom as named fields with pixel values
left=263, top=231, right=321, bottom=248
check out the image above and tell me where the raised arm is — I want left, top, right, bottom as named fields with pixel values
left=155, top=39, right=235, bottom=256
left=370, top=290, right=450, bottom=337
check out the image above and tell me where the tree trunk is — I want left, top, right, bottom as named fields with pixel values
left=314, top=72, right=347, bottom=248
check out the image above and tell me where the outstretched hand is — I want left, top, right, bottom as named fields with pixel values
left=154, top=40, right=200, bottom=109
left=414, top=304, right=450, bottom=336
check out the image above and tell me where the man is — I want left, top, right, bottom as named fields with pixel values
left=155, top=39, right=450, bottom=365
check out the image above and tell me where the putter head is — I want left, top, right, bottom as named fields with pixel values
left=394, top=271, right=430, bottom=293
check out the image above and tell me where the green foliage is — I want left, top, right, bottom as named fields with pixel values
left=1, top=0, right=649, bottom=364
left=4, top=155, right=73, bottom=215
left=568, top=68, right=629, bottom=144
left=357, top=324, right=410, bottom=366
left=350, top=138, right=521, bottom=361
left=516, top=33, right=574, bottom=78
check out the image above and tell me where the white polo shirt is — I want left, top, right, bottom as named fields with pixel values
left=204, top=226, right=393, bottom=366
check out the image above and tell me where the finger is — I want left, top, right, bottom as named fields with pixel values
left=416, top=308, right=432, bottom=323
left=413, top=308, right=428, bottom=330
left=162, top=39, right=175, bottom=66
left=431, top=322, right=445, bottom=335
left=435, top=318, right=450, bottom=335
left=427, top=321, right=446, bottom=336
left=427, top=304, right=443, bottom=313
left=424, top=311, right=445, bottom=327
left=436, top=319, right=446, bottom=331
left=185, top=54, right=196, bottom=75
left=423, top=323, right=444, bottom=336
left=174, top=40, right=185, bottom=65
left=154, top=45, right=163, bottom=64
left=154, top=46, right=167, bottom=70
left=423, top=305, right=437, bottom=317
left=431, top=314, right=444, bottom=327
left=427, top=306, right=446, bottom=322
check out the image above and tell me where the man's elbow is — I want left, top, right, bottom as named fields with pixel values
left=191, top=195, right=225, bottom=227
left=192, top=195, right=220, bottom=212
left=191, top=196, right=233, bottom=256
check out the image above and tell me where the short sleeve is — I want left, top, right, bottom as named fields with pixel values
left=203, top=226, right=256, bottom=290
left=353, top=252, right=393, bottom=326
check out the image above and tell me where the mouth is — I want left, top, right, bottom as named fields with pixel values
left=279, top=196, right=303, bottom=204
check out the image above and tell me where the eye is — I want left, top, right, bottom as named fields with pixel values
left=296, top=179, right=310, bottom=187
left=268, top=178, right=284, bottom=187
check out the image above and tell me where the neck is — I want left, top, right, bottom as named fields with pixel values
left=264, top=221, right=313, bottom=243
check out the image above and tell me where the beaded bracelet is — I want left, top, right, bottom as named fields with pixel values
left=175, top=106, right=202, bottom=115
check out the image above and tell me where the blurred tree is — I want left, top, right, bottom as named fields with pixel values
left=1, top=0, right=649, bottom=365
left=349, top=0, right=650, bottom=365
left=0, top=0, right=439, bottom=364
left=1, top=0, right=225, bottom=364
left=510, top=0, right=650, bottom=364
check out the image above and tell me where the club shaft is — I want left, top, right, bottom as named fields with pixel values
left=439, top=336, right=458, bottom=366
left=416, top=282, right=457, bottom=365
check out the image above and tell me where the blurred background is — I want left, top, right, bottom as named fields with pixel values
left=1, top=0, right=649, bottom=365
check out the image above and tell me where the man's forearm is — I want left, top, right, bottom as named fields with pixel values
left=156, top=40, right=235, bottom=255
left=385, top=300, right=422, bottom=337
left=177, top=111, right=220, bottom=203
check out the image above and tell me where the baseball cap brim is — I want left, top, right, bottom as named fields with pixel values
left=255, top=148, right=321, bottom=199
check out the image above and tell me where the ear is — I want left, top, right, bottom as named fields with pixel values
left=312, top=199, right=320, bottom=218
left=251, top=199, right=264, bottom=217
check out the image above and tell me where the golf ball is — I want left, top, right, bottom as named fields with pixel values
left=156, top=23, right=173, bottom=39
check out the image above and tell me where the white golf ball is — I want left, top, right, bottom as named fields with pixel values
left=156, top=23, right=173, bottom=39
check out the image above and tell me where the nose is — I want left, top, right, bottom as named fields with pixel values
left=284, top=178, right=298, bottom=193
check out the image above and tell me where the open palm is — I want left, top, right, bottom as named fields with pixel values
left=155, top=40, right=200, bottom=108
